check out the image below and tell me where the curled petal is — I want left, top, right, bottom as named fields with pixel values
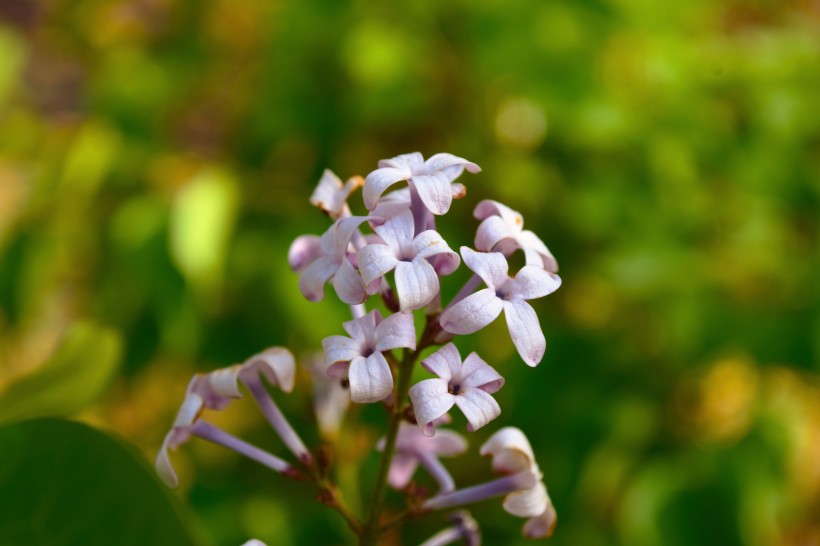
left=461, top=353, right=505, bottom=394
left=332, top=257, right=366, bottom=305
left=504, top=481, right=549, bottom=519
left=412, top=172, right=454, bottom=215
left=421, top=343, right=462, bottom=381
left=480, top=427, right=537, bottom=475
left=288, top=235, right=322, bottom=271
left=190, top=369, right=242, bottom=409
left=240, top=347, right=296, bottom=393
left=414, top=230, right=460, bottom=276
left=409, top=378, right=456, bottom=435
left=509, top=266, right=562, bottom=301
left=523, top=501, right=557, bottom=539
left=517, top=230, right=559, bottom=273
left=298, top=256, right=337, bottom=302
left=503, top=299, right=546, bottom=366
left=424, top=153, right=481, bottom=178
left=379, top=152, right=424, bottom=171
left=364, top=167, right=411, bottom=210
left=320, top=215, right=372, bottom=257
left=461, top=247, right=508, bottom=289
left=474, top=215, right=512, bottom=254
left=309, top=170, right=362, bottom=218
left=155, top=437, right=180, bottom=488
left=374, top=210, right=415, bottom=251
left=358, top=243, right=399, bottom=285
left=473, top=199, right=522, bottom=226
left=440, top=289, right=503, bottom=335
left=453, top=388, right=501, bottom=432
left=374, top=311, right=417, bottom=352
left=395, top=259, right=440, bottom=311
left=349, top=353, right=394, bottom=403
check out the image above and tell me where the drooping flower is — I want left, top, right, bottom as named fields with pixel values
left=474, top=200, right=558, bottom=273
left=364, top=152, right=480, bottom=216
left=439, top=247, right=561, bottom=366
left=380, top=419, right=467, bottom=493
left=419, top=511, right=481, bottom=546
left=409, top=343, right=504, bottom=436
left=358, top=210, right=460, bottom=311
left=310, top=169, right=363, bottom=219
left=323, top=310, right=416, bottom=403
left=289, top=215, right=372, bottom=304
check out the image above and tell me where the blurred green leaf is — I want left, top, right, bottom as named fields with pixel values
left=0, top=322, right=122, bottom=423
left=0, top=418, right=196, bottom=546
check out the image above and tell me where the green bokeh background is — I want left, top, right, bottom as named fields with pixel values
left=0, top=0, right=819, bottom=545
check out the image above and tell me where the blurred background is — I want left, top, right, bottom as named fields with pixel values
left=0, top=0, right=819, bottom=544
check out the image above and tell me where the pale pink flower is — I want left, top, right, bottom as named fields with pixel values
left=323, top=310, right=416, bottom=403
left=364, top=152, right=480, bottom=216
left=439, top=247, right=561, bottom=366
left=409, top=343, right=504, bottom=436
left=474, top=200, right=558, bottom=273
left=309, top=169, right=363, bottom=219
left=358, top=210, right=460, bottom=311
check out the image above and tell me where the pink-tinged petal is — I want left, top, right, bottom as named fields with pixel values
left=409, top=378, right=456, bottom=434
left=454, top=388, right=501, bottom=432
left=509, top=265, right=562, bottom=300
left=460, top=247, right=508, bottom=289
left=504, top=481, right=549, bottom=519
left=240, top=347, right=296, bottom=393
left=349, top=353, right=394, bottom=403
left=428, top=429, right=469, bottom=457
left=440, top=289, right=503, bottom=335
left=518, top=230, right=559, bottom=272
left=460, top=352, right=505, bottom=394
left=364, top=167, right=411, bottom=210
left=357, top=243, right=397, bottom=285
left=523, top=502, right=557, bottom=538
left=241, top=540, right=269, bottom=546
left=288, top=235, right=323, bottom=271
left=343, top=309, right=380, bottom=344
left=298, top=256, right=337, bottom=301
left=423, top=153, right=481, bottom=177
left=413, top=230, right=459, bottom=273
left=474, top=216, right=514, bottom=253
left=387, top=452, right=419, bottom=489
left=412, top=172, right=453, bottom=215
left=373, top=209, right=415, bottom=250
left=190, top=370, right=242, bottom=410
left=322, top=335, right=361, bottom=366
left=309, top=169, right=353, bottom=218
left=394, top=259, right=440, bottom=311
left=420, top=343, right=461, bottom=381
left=473, top=199, right=523, bottom=228
left=333, top=256, right=366, bottom=304
left=480, top=427, right=537, bottom=475
left=378, top=152, right=424, bottom=171
left=503, top=299, right=546, bottom=366
left=374, top=311, right=417, bottom=352
left=324, top=216, right=372, bottom=256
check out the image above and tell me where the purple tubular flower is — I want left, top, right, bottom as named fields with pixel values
left=409, top=343, right=504, bottom=436
left=358, top=210, right=460, bottom=311
left=309, top=169, right=363, bottom=219
left=439, top=247, right=561, bottom=366
left=474, top=200, right=559, bottom=273
left=290, top=215, right=373, bottom=304
left=323, top=309, right=416, bottom=403
left=380, top=420, right=467, bottom=493
left=363, top=152, right=480, bottom=216
left=419, top=511, right=481, bottom=546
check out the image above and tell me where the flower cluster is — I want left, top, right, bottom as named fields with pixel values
left=157, top=152, right=562, bottom=545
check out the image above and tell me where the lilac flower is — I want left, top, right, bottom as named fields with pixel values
left=409, top=343, right=504, bottom=436
left=380, top=420, right=467, bottom=493
left=305, top=352, right=350, bottom=440
left=358, top=210, right=460, bottom=311
left=240, top=540, right=267, bottom=546
left=474, top=200, right=559, bottom=273
left=419, top=511, right=481, bottom=546
left=309, top=169, right=363, bottom=219
left=439, top=247, right=561, bottom=366
left=288, top=215, right=372, bottom=304
left=323, top=310, right=416, bottom=403
left=364, top=152, right=480, bottom=216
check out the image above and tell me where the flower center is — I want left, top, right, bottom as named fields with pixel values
left=448, top=383, right=462, bottom=395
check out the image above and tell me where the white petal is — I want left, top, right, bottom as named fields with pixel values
left=423, top=153, right=481, bottom=177
left=460, top=246, right=508, bottom=289
left=349, top=353, right=394, bottom=403
left=412, top=172, right=453, bottom=215
left=409, top=378, right=455, bottom=433
left=288, top=235, right=323, bottom=271
left=378, top=152, right=424, bottom=171
left=333, top=257, right=366, bottom=305
left=428, top=429, right=469, bottom=457
left=387, top=453, right=419, bottom=489
left=474, top=216, right=513, bottom=253
left=420, top=343, right=462, bottom=381
left=241, top=540, right=269, bottom=546
left=190, top=370, right=241, bottom=409
left=155, top=435, right=180, bottom=488
left=460, top=352, right=505, bottom=394
left=240, top=347, right=296, bottom=393
left=509, top=265, right=561, bottom=300
left=480, top=427, right=537, bottom=474
left=309, top=169, right=346, bottom=217
left=454, top=388, right=501, bottom=432
left=357, top=243, right=398, bottom=285
left=518, top=230, right=559, bottom=273
left=503, top=299, right=546, bottom=366
left=504, top=481, right=549, bottom=518
left=394, top=259, right=440, bottom=311
left=374, top=311, right=417, bottom=352
left=298, top=256, right=337, bottom=302
left=439, top=289, right=503, bottom=335
left=523, top=501, right=557, bottom=538
left=473, top=199, right=523, bottom=228
left=343, top=309, right=380, bottom=344
left=413, top=230, right=459, bottom=268
left=323, top=216, right=372, bottom=256
left=364, top=167, right=411, bottom=210
left=373, top=209, right=415, bottom=250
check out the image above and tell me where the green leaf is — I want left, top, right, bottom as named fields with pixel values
left=0, top=418, right=197, bottom=546
left=0, top=322, right=122, bottom=423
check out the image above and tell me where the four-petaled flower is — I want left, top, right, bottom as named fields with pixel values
left=323, top=310, right=416, bottom=403
left=440, top=247, right=561, bottom=366
left=358, top=210, right=460, bottom=311
left=409, top=343, right=504, bottom=436
left=474, top=199, right=559, bottom=273
left=364, top=152, right=480, bottom=216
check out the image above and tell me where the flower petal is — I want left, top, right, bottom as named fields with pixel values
left=439, top=289, right=503, bottom=335
left=357, top=243, right=399, bottom=285
left=343, top=309, right=380, bottom=344
left=323, top=335, right=361, bottom=367
left=349, top=353, right=394, bottom=403
left=364, top=167, right=411, bottom=210
left=509, top=265, right=561, bottom=300
left=473, top=199, right=522, bottom=226
left=155, top=436, right=180, bottom=488
left=409, top=378, right=456, bottom=434
left=323, top=216, right=372, bottom=256
left=504, top=481, right=549, bottom=519
left=373, top=209, right=415, bottom=251
left=387, top=452, right=419, bottom=489
left=523, top=501, right=557, bottom=539
left=460, top=246, right=508, bottom=289
left=309, top=169, right=351, bottom=218
left=503, top=299, right=546, bottom=366
left=378, top=152, right=424, bottom=171
left=428, top=429, right=469, bottom=457
left=412, top=172, right=453, bottom=215
left=288, top=235, right=323, bottom=272
left=480, top=427, right=537, bottom=475
left=413, top=230, right=460, bottom=275
left=333, top=257, right=366, bottom=304
left=454, top=388, right=501, bottom=432
left=298, top=256, right=337, bottom=302
left=460, top=352, right=505, bottom=394
left=474, top=215, right=513, bottom=253
left=420, top=343, right=462, bottom=381
left=517, top=230, right=559, bottom=273
left=395, top=259, right=440, bottom=311
left=374, top=311, right=417, bottom=352
left=240, top=347, right=296, bottom=393
left=423, top=153, right=481, bottom=178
